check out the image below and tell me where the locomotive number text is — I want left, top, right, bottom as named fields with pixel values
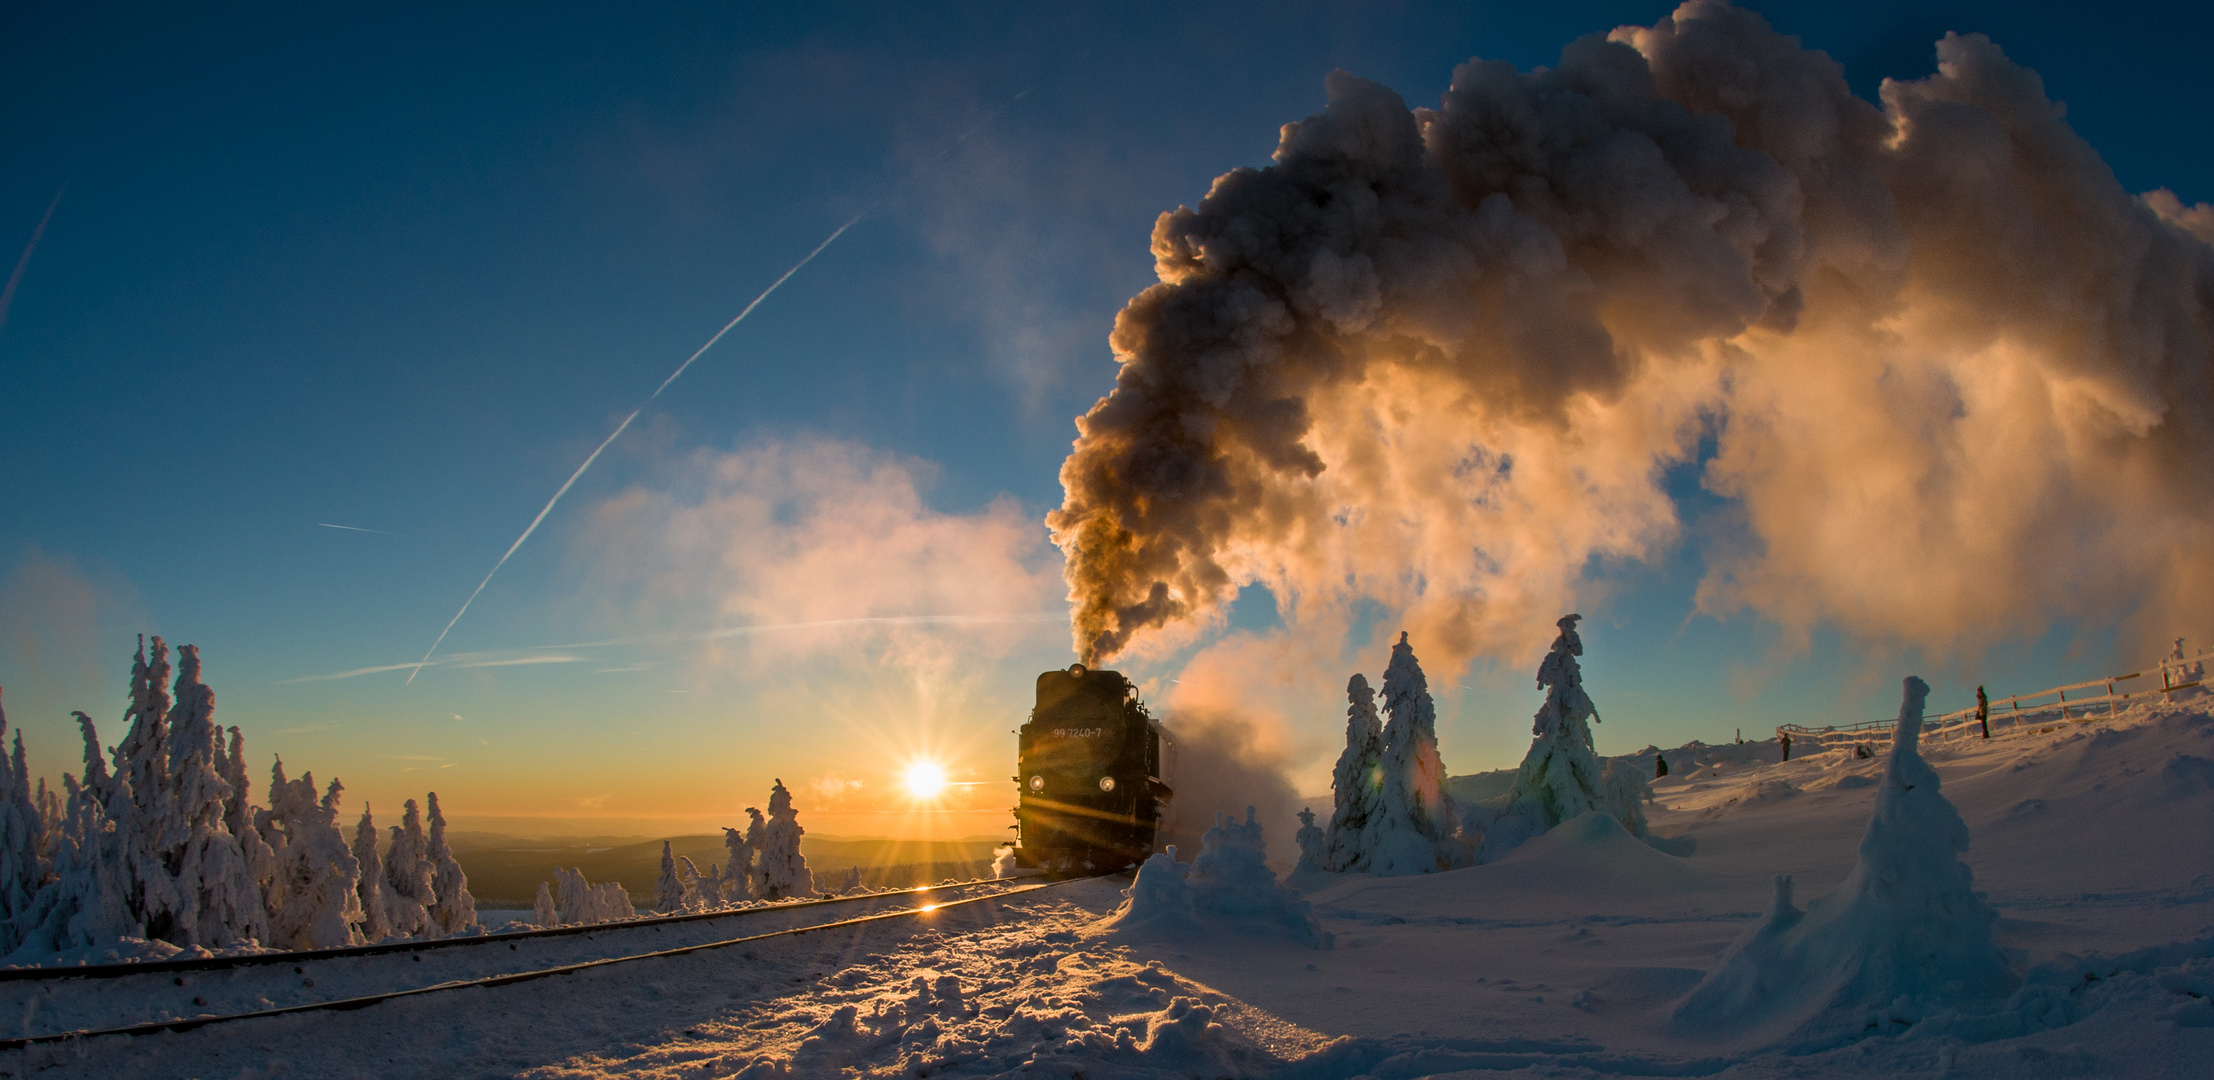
left=1052, top=727, right=1104, bottom=739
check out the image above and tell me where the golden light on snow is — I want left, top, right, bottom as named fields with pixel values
left=902, top=761, right=948, bottom=800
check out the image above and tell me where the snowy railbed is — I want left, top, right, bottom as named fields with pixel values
left=0, top=886, right=1007, bottom=1041
left=13, top=700, right=2214, bottom=1077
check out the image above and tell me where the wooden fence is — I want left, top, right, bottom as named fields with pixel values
left=1776, top=644, right=2210, bottom=756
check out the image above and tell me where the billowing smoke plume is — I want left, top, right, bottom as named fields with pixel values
left=1051, top=1, right=2214, bottom=669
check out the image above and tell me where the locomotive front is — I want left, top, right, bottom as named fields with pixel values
left=1012, top=664, right=1170, bottom=870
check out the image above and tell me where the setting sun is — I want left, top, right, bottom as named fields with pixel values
left=902, top=761, right=948, bottom=800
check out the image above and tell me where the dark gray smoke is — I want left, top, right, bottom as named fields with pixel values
left=1050, top=1, right=2214, bottom=672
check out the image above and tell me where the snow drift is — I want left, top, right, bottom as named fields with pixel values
left=1672, top=675, right=2017, bottom=1047
left=1103, top=808, right=1327, bottom=947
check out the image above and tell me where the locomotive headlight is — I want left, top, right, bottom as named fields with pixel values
left=1097, top=776, right=1116, bottom=793
left=1028, top=774, right=1045, bottom=793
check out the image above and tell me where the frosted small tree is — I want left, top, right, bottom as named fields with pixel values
left=1366, top=633, right=1459, bottom=875
left=722, top=825, right=752, bottom=903
left=226, top=727, right=277, bottom=904
left=654, top=841, right=685, bottom=914
left=743, top=808, right=769, bottom=899
left=531, top=880, right=558, bottom=926
left=1292, top=808, right=1326, bottom=874
left=383, top=798, right=436, bottom=937
left=1322, top=674, right=1383, bottom=872
left=352, top=805, right=390, bottom=942
left=757, top=780, right=812, bottom=900
left=677, top=856, right=706, bottom=910
left=424, top=793, right=476, bottom=934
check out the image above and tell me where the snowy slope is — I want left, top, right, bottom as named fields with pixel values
left=7, top=698, right=2212, bottom=1077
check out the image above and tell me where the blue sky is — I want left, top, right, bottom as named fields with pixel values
left=3, top=1, right=2208, bottom=837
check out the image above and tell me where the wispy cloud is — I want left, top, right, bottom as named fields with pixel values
left=450, top=654, right=585, bottom=669
left=271, top=720, right=340, bottom=735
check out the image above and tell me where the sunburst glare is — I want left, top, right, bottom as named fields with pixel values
left=903, top=761, right=948, bottom=800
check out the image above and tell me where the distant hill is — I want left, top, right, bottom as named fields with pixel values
left=447, top=832, right=1008, bottom=906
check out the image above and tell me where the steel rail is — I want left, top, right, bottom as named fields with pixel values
left=0, top=875, right=1032, bottom=984
left=0, top=876, right=1095, bottom=1051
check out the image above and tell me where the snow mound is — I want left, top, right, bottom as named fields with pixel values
left=1672, top=676, right=2017, bottom=1049
left=1102, top=810, right=1329, bottom=948
left=1486, top=810, right=1715, bottom=898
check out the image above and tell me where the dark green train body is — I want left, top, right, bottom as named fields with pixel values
left=1012, top=665, right=1170, bottom=870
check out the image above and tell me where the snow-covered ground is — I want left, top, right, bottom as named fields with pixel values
left=7, top=699, right=2212, bottom=1077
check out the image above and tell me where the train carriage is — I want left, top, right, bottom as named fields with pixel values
left=1012, top=664, right=1171, bottom=870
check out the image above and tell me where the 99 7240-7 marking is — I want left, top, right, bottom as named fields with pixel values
left=1050, top=728, right=1104, bottom=739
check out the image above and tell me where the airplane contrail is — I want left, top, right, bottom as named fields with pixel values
left=0, top=185, right=66, bottom=334
left=404, top=212, right=863, bottom=684
left=318, top=522, right=397, bottom=535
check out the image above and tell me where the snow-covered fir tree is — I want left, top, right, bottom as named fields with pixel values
left=743, top=808, right=770, bottom=899
left=841, top=865, right=861, bottom=893
left=162, top=646, right=271, bottom=947
left=757, top=780, right=811, bottom=900
left=654, top=841, right=685, bottom=913
left=531, top=880, right=558, bottom=926
left=1465, top=614, right=1651, bottom=862
left=351, top=805, right=390, bottom=942
left=1365, top=633, right=1459, bottom=875
left=6, top=711, right=139, bottom=960
left=1322, top=674, right=1383, bottom=872
left=552, top=867, right=633, bottom=924
left=677, top=855, right=705, bottom=910
left=383, top=798, right=436, bottom=937
left=423, top=793, right=475, bottom=934
left=0, top=691, right=49, bottom=951
left=261, top=768, right=364, bottom=949
left=722, top=825, right=752, bottom=903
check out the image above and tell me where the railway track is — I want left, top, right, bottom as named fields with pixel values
left=0, top=874, right=1097, bottom=1048
left=0, top=875, right=1030, bottom=984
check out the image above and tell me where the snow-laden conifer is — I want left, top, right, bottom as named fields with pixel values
left=722, top=825, right=752, bottom=903
left=654, top=841, right=685, bottom=913
left=424, top=793, right=475, bottom=934
left=0, top=692, right=48, bottom=949
left=108, top=637, right=184, bottom=941
left=1673, top=677, right=2017, bottom=1046
left=841, top=866, right=861, bottom=893
left=227, top=727, right=277, bottom=904
left=383, top=798, right=436, bottom=937
left=531, top=880, right=558, bottom=926
left=677, top=856, right=706, bottom=910
left=1466, top=614, right=1651, bottom=862
left=5, top=711, right=140, bottom=959
left=758, top=780, right=812, bottom=900
left=161, top=646, right=270, bottom=947
left=743, top=807, right=770, bottom=899
left=553, top=867, right=633, bottom=924
left=1292, top=808, right=1326, bottom=874
left=261, top=770, right=364, bottom=949
left=1322, top=674, right=1382, bottom=872
left=352, top=805, right=390, bottom=942
left=1365, top=633, right=1459, bottom=875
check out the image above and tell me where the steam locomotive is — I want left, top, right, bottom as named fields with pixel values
left=1011, top=664, right=1171, bottom=870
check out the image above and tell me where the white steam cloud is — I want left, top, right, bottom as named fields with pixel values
left=1051, top=1, right=2214, bottom=672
